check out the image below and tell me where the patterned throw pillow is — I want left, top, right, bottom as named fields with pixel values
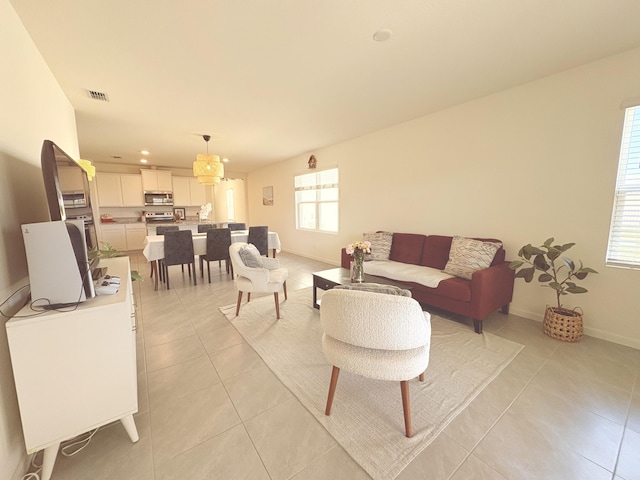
left=238, top=243, right=263, bottom=268
left=335, top=282, right=411, bottom=297
left=443, top=236, right=502, bottom=280
left=363, top=231, right=393, bottom=261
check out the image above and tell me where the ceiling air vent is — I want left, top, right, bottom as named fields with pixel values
left=86, top=90, right=109, bottom=102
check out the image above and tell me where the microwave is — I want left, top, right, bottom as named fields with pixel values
left=144, top=192, right=173, bottom=206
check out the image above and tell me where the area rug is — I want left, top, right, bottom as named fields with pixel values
left=220, top=288, right=523, bottom=480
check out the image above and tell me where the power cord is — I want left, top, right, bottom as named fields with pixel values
left=21, top=428, right=99, bottom=480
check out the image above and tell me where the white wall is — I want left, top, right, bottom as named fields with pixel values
left=247, top=46, right=640, bottom=349
left=0, top=1, right=79, bottom=478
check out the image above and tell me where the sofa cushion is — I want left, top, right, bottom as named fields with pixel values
left=363, top=231, right=393, bottom=261
left=420, top=235, right=453, bottom=269
left=443, top=236, right=502, bottom=280
left=335, top=282, right=412, bottom=297
left=389, top=233, right=426, bottom=264
left=238, top=243, right=263, bottom=268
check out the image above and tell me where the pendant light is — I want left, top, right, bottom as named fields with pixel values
left=193, top=135, right=224, bottom=185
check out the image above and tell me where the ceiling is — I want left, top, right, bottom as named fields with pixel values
left=10, top=0, right=640, bottom=173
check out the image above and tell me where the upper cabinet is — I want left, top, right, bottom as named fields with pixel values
left=140, top=170, right=172, bottom=192
left=96, top=174, right=143, bottom=207
left=172, top=177, right=206, bottom=206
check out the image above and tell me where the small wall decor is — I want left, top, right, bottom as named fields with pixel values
left=263, top=186, right=274, bottom=206
left=173, top=207, right=186, bottom=220
left=308, top=154, right=317, bottom=169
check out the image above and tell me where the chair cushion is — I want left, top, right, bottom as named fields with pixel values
left=335, top=282, right=411, bottom=297
left=238, top=243, right=263, bottom=268
left=363, top=231, right=393, bottom=261
left=443, top=236, right=502, bottom=280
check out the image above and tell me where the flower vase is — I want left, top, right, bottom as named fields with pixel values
left=351, top=253, right=365, bottom=283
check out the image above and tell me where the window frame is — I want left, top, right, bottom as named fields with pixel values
left=606, top=105, right=640, bottom=269
left=294, top=167, right=339, bottom=233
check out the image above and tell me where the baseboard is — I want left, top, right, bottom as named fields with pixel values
left=279, top=248, right=340, bottom=266
left=508, top=307, right=640, bottom=350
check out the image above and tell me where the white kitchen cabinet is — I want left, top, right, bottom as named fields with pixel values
left=6, top=257, right=139, bottom=480
left=120, top=175, right=144, bottom=206
left=96, top=174, right=143, bottom=207
left=172, top=176, right=206, bottom=206
left=96, top=173, right=123, bottom=207
left=100, top=223, right=127, bottom=250
left=125, top=223, right=147, bottom=250
left=141, top=169, right=172, bottom=192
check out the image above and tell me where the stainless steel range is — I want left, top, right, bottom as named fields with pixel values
left=144, top=212, right=175, bottom=223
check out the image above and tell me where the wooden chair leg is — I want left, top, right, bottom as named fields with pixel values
left=193, top=259, right=197, bottom=285
left=207, top=261, right=211, bottom=283
left=274, top=292, right=280, bottom=319
left=165, top=264, right=170, bottom=290
left=235, top=291, right=243, bottom=316
left=419, top=372, right=425, bottom=382
left=247, top=292, right=251, bottom=302
left=325, top=366, right=340, bottom=415
left=283, top=281, right=288, bottom=300
left=400, top=380, right=412, bottom=438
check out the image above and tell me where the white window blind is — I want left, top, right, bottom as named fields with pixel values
left=294, top=168, right=338, bottom=232
left=606, top=106, right=640, bottom=268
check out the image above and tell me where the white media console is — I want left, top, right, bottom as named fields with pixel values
left=6, top=257, right=139, bottom=480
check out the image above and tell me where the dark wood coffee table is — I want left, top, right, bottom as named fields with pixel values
left=312, top=267, right=411, bottom=309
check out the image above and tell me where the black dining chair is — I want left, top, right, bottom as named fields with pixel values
left=162, top=230, right=196, bottom=290
left=199, top=228, right=233, bottom=282
left=227, top=222, right=247, bottom=231
left=197, top=224, right=216, bottom=233
left=248, top=225, right=269, bottom=256
left=153, top=225, right=180, bottom=283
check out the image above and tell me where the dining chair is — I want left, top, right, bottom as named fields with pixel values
left=153, top=225, right=180, bottom=283
left=228, top=242, right=288, bottom=319
left=227, top=222, right=247, bottom=231
left=197, top=224, right=215, bottom=233
left=320, top=288, right=431, bottom=437
left=200, top=228, right=233, bottom=282
left=247, top=225, right=269, bottom=256
left=162, top=230, right=196, bottom=290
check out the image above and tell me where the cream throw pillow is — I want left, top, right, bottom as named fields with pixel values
left=363, top=231, right=393, bottom=261
left=443, top=236, right=502, bottom=280
left=238, top=243, right=263, bottom=268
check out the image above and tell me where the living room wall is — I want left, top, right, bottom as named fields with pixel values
left=246, top=46, right=640, bottom=349
left=0, top=1, right=79, bottom=478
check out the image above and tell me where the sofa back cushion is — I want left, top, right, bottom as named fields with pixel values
left=389, top=233, right=426, bottom=265
left=420, top=235, right=453, bottom=269
left=420, top=235, right=505, bottom=269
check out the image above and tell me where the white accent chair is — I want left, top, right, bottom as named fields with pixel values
left=228, top=242, right=288, bottom=319
left=320, top=288, right=431, bottom=437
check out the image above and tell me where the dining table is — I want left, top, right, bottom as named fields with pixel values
left=142, top=230, right=282, bottom=289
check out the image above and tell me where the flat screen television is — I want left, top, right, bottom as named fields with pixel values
left=40, top=139, right=97, bottom=250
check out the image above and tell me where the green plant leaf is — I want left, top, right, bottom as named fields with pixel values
left=560, top=242, right=576, bottom=252
left=543, top=237, right=554, bottom=246
left=566, top=286, right=588, bottom=294
left=515, top=267, right=535, bottom=282
left=548, top=281, right=562, bottom=291
left=563, top=257, right=575, bottom=271
left=509, top=260, right=524, bottom=270
left=547, top=249, right=560, bottom=261
left=533, top=254, right=550, bottom=271
left=538, top=273, right=553, bottom=282
left=520, top=244, right=534, bottom=260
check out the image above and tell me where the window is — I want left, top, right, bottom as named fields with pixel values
left=295, top=168, right=338, bottom=232
left=226, top=189, right=234, bottom=221
left=606, top=106, right=640, bottom=268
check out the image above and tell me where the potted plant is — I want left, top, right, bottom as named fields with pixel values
left=509, top=238, right=597, bottom=342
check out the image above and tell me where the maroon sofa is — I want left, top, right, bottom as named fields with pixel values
left=341, top=233, right=515, bottom=333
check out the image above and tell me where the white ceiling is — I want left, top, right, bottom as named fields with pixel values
left=10, top=0, right=640, bottom=172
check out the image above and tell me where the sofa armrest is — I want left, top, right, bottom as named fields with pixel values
left=341, top=248, right=352, bottom=269
left=469, top=262, right=515, bottom=320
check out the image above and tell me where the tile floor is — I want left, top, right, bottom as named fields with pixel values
left=38, top=252, right=640, bottom=479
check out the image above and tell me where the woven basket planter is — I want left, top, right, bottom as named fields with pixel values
left=543, top=306, right=583, bottom=342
